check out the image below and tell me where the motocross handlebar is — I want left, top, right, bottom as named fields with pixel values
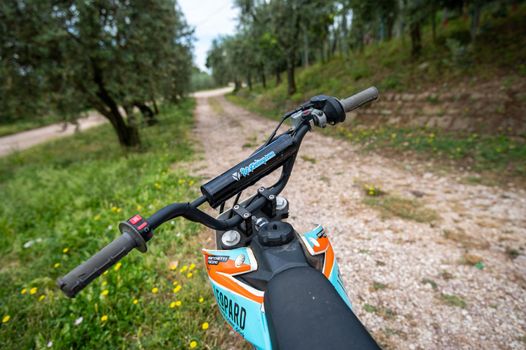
left=57, top=87, right=378, bottom=298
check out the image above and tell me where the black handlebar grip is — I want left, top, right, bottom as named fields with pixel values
left=340, top=87, right=379, bottom=113
left=57, top=232, right=144, bottom=298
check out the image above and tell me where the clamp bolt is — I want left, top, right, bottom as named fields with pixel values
left=243, top=213, right=250, bottom=219
left=269, top=195, right=275, bottom=200
left=233, top=205, right=240, bottom=210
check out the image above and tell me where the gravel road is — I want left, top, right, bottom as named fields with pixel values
left=0, top=113, right=105, bottom=157
left=192, top=89, right=526, bottom=350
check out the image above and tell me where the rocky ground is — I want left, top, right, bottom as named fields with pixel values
left=191, top=89, right=526, bottom=350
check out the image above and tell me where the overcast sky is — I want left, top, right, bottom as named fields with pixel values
left=178, top=0, right=238, bottom=71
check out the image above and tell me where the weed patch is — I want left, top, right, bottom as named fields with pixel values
left=439, top=293, right=467, bottom=308
left=443, top=229, right=490, bottom=250
left=421, top=278, right=438, bottom=290
left=370, top=281, right=388, bottom=292
left=363, top=194, right=439, bottom=223
left=300, top=155, right=317, bottom=164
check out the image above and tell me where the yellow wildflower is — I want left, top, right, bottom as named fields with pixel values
left=133, top=299, right=139, bottom=305
left=180, top=265, right=188, bottom=273
left=29, top=287, right=37, bottom=295
left=178, top=179, right=185, bottom=185
left=94, top=214, right=101, bottom=221
left=53, top=262, right=61, bottom=268
left=136, top=204, right=143, bottom=211
left=202, top=322, right=209, bottom=330
left=101, top=290, right=109, bottom=296
left=198, top=297, right=204, bottom=303
left=189, top=263, right=196, bottom=271
left=173, top=285, right=181, bottom=293
left=186, top=272, right=193, bottom=278
left=21, top=288, right=27, bottom=295
left=172, top=280, right=179, bottom=286
left=100, top=315, right=108, bottom=322
left=154, top=182, right=161, bottom=190
left=170, top=301, right=177, bottom=308
left=114, top=262, right=122, bottom=271
left=189, top=341, right=197, bottom=349
left=2, top=315, right=10, bottom=323
left=63, top=247, right=69, bottom=254
left=151, top=287, right=159, bottom=294
left=175, top=301, right=182, bottom=307
left=103, top=271, right=109, bottom=276
left=188, top=180, right=195, bottom=186
left=38, top=295, right=46, bottom=302
left=102, top=281, right=108, bottom=286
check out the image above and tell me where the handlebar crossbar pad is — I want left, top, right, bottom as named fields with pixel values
left=201, top=132, right=299, bottom=208
left=57, top=232, right=142, bottom=298
left=340, top=87, right=379, bottom=113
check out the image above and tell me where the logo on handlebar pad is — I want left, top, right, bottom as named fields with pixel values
left=232, top=151, right=276, bottom=181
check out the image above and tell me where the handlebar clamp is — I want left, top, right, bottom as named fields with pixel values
left=309, top=95, right=346, bottom=125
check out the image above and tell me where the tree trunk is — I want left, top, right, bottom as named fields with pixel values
left=151, top=97, right=159, bottom=114
left=303, top=30, right=309, bottom=67
left=247, top=73, right=252, bottom=91
left=386, top=14, right=394, bottom=40
left=99, top=105, right=141, bottom=148
left=470, top=4, right=481, bottom=42
left=410, top=21, right=422, bottom=57
left=286, top=56, right=296, bottom=96
left=432, top=10, right=437, bottom=43
left=234, top=79, right=241, bottom=92
left=341, top=12, right=349, bottom=57
left=275, top=69, right=281, bottom=86
left=135, top=102, right=157, bottom=126
left=260, top=69, right=267, bottom=89
left=91, top=60, right=141, bottom=148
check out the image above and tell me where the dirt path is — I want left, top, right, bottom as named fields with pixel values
left=192, top=89, right=526, bottom=350
left=0, top=113, right=106, bottom=157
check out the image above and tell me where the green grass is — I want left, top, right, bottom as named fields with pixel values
left=0, top=100, right=231, bottom=349
left=336, top=126, right=526, bottom=177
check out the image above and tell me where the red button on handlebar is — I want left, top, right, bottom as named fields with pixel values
left=129, top=215, right=142, bottom=225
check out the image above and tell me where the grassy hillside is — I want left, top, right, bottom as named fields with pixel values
left=228, top=6, right=526, bottom=183
left=0, top=100, right=230, bottom=349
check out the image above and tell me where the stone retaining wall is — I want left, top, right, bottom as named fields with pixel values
left=349, top=90, right=526, bottom=135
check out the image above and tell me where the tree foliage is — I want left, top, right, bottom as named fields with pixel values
left=0, top=0, right=193, bottom=147
left=206, top=0, right=520, bottom=95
